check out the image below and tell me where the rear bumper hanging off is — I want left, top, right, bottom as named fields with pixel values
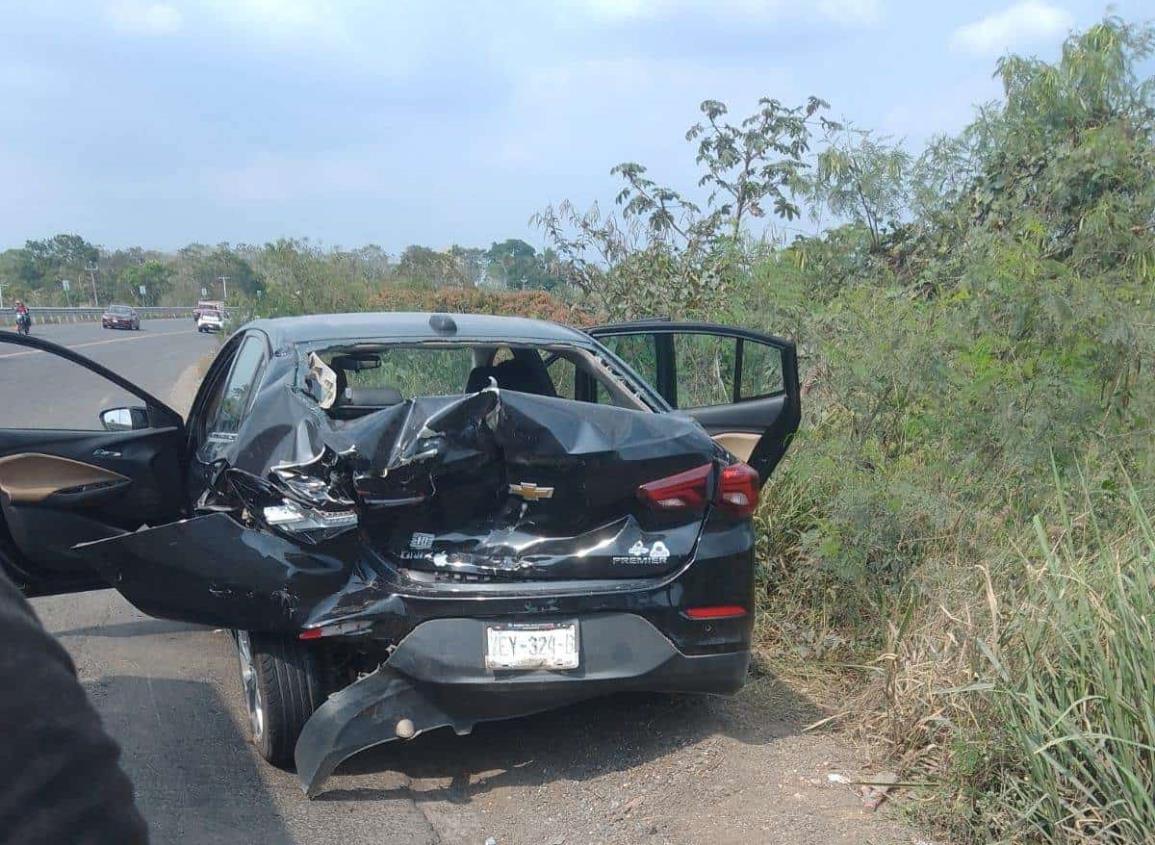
left=294, top=612, right=748, bottom=796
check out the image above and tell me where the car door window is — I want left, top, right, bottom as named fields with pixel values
left=590, top=325, right=790, bottom=409
left=673, top=333, right=738, bottom=408
left=545, top=354, right=577, bottom=399
left=672, top=333, right=786, bottom=408
left=737, top=336, right=785, bottom=400
left=0, top=340, right=145, bottom=430
left=589, top=322, right=800, bottom=483
left=542, top=350, right=637, bottom=407
left=203, top=336, right=266, bottom=441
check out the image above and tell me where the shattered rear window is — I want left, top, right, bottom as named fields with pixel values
left=329, top=347, right=474, bottom=399
left=306, top=340, right=657, bottom=415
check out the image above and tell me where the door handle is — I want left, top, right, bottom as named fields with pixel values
left=93, top=448, right=122, bottom=458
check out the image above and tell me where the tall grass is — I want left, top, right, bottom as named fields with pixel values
left=985, top=485, right=1155, bottom=842
left=865, top=481, right=1155, bottom=843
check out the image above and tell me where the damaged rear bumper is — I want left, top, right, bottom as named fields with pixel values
left=295, top=612, right=748, bottom=796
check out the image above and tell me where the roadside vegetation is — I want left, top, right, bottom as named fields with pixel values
left=600, top=19, right=1152, bottom=842
left=0, top=235, right=563, bottom=310
left=3, top=15, right=1153, bottom=843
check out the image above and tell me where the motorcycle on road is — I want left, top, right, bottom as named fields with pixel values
left=14, top=312, right=31, bottom=336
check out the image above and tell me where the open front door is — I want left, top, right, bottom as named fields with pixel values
left=588, top=321, right=800, bottom=484
left=0, top=331, right=186, bottom=597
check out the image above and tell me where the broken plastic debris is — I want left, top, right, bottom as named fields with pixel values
left=261, top=503, right=357, bottom=532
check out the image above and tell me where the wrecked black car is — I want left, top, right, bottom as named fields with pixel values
left=0, top=313, right=799, bottom=795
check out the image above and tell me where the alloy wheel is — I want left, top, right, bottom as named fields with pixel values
left=235, top=631, right=265, bottom=741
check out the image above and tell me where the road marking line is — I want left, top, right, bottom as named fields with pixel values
left=0, top=329, right=201, bottom=360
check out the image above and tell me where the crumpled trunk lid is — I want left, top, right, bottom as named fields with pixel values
left=255, top=387, right=724, bottom=582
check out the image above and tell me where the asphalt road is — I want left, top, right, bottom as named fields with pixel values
left=5, top=320, right=442, bottom=844
left=0, top=317, right=217, bottom=427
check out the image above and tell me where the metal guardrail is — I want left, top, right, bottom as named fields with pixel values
left=0, top=306, right=201, bottom=324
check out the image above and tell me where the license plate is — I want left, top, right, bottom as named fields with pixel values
left=485, top=622, right=579, bottom=670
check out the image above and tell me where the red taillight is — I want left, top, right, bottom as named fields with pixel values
left=685, top=605, right=748, bottom=620
left=637, top=461, right=760, bottom=518
left=636, top=463, right=712, bottom=513
left=717, top=462, right=759, bottom=518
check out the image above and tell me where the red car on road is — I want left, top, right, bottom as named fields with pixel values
left=101, top=305, right=140, bottom=330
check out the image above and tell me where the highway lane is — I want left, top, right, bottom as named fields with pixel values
left=0, top=317, right=216, bottom=427
left=4, top=318, right=444, bottom=844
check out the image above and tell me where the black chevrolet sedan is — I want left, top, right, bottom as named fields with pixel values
left=0, top=312, right=799, bottom=795
left=101, top=304, right=140, bottom=330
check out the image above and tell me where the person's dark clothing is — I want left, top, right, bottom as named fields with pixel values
left=0, top=570, right=149, bottom=844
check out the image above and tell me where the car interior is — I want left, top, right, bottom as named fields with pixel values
left=317, top=343, right=649, bottom=421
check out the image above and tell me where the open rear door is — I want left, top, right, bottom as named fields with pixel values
left=587, top=321, right=800, bottom=484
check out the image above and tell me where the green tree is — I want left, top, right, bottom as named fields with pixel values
left=448, top=245, right=486, bottom=288
left=688, top=96, right=830, bottom=237
left=397, top=245, right=457, bottom=285
left=804, top=126, right=911, bottom=252
left=607, top=96, right=829, bottom=246
left=22, top=234, right=102, bottom=303
left=0, top=248, right=39, bottom=303
left=483, top=239, right=543, bottom=289
left=118, top=260, right=173, bottom=306
left=537, top=94, right=827, bottom=316
left=250, top=238, right=375, bottom=316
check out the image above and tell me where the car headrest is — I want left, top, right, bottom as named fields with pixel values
left=465, top=365, right=500, bottom=394
left=465, top=358, right=556, bottom=397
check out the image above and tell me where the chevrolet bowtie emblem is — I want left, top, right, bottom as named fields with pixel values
left=509, top=481, right=554, bottom=501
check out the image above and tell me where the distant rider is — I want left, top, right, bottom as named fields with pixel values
left=14, top=299, right=30, bottom=331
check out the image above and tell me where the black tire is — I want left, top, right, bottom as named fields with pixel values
left=235, top=631, right=328, bottom=769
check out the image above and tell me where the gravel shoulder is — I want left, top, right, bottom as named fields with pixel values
left=376, top=673, right=924, bottom=845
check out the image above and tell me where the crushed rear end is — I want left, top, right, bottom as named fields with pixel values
left=78, top=360, right=761, bottom=796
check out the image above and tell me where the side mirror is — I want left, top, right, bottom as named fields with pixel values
left=100, top=406, right=150, bottom=432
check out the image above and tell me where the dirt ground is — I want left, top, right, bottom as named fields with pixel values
left=339, top=672, right=929, bottom=845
